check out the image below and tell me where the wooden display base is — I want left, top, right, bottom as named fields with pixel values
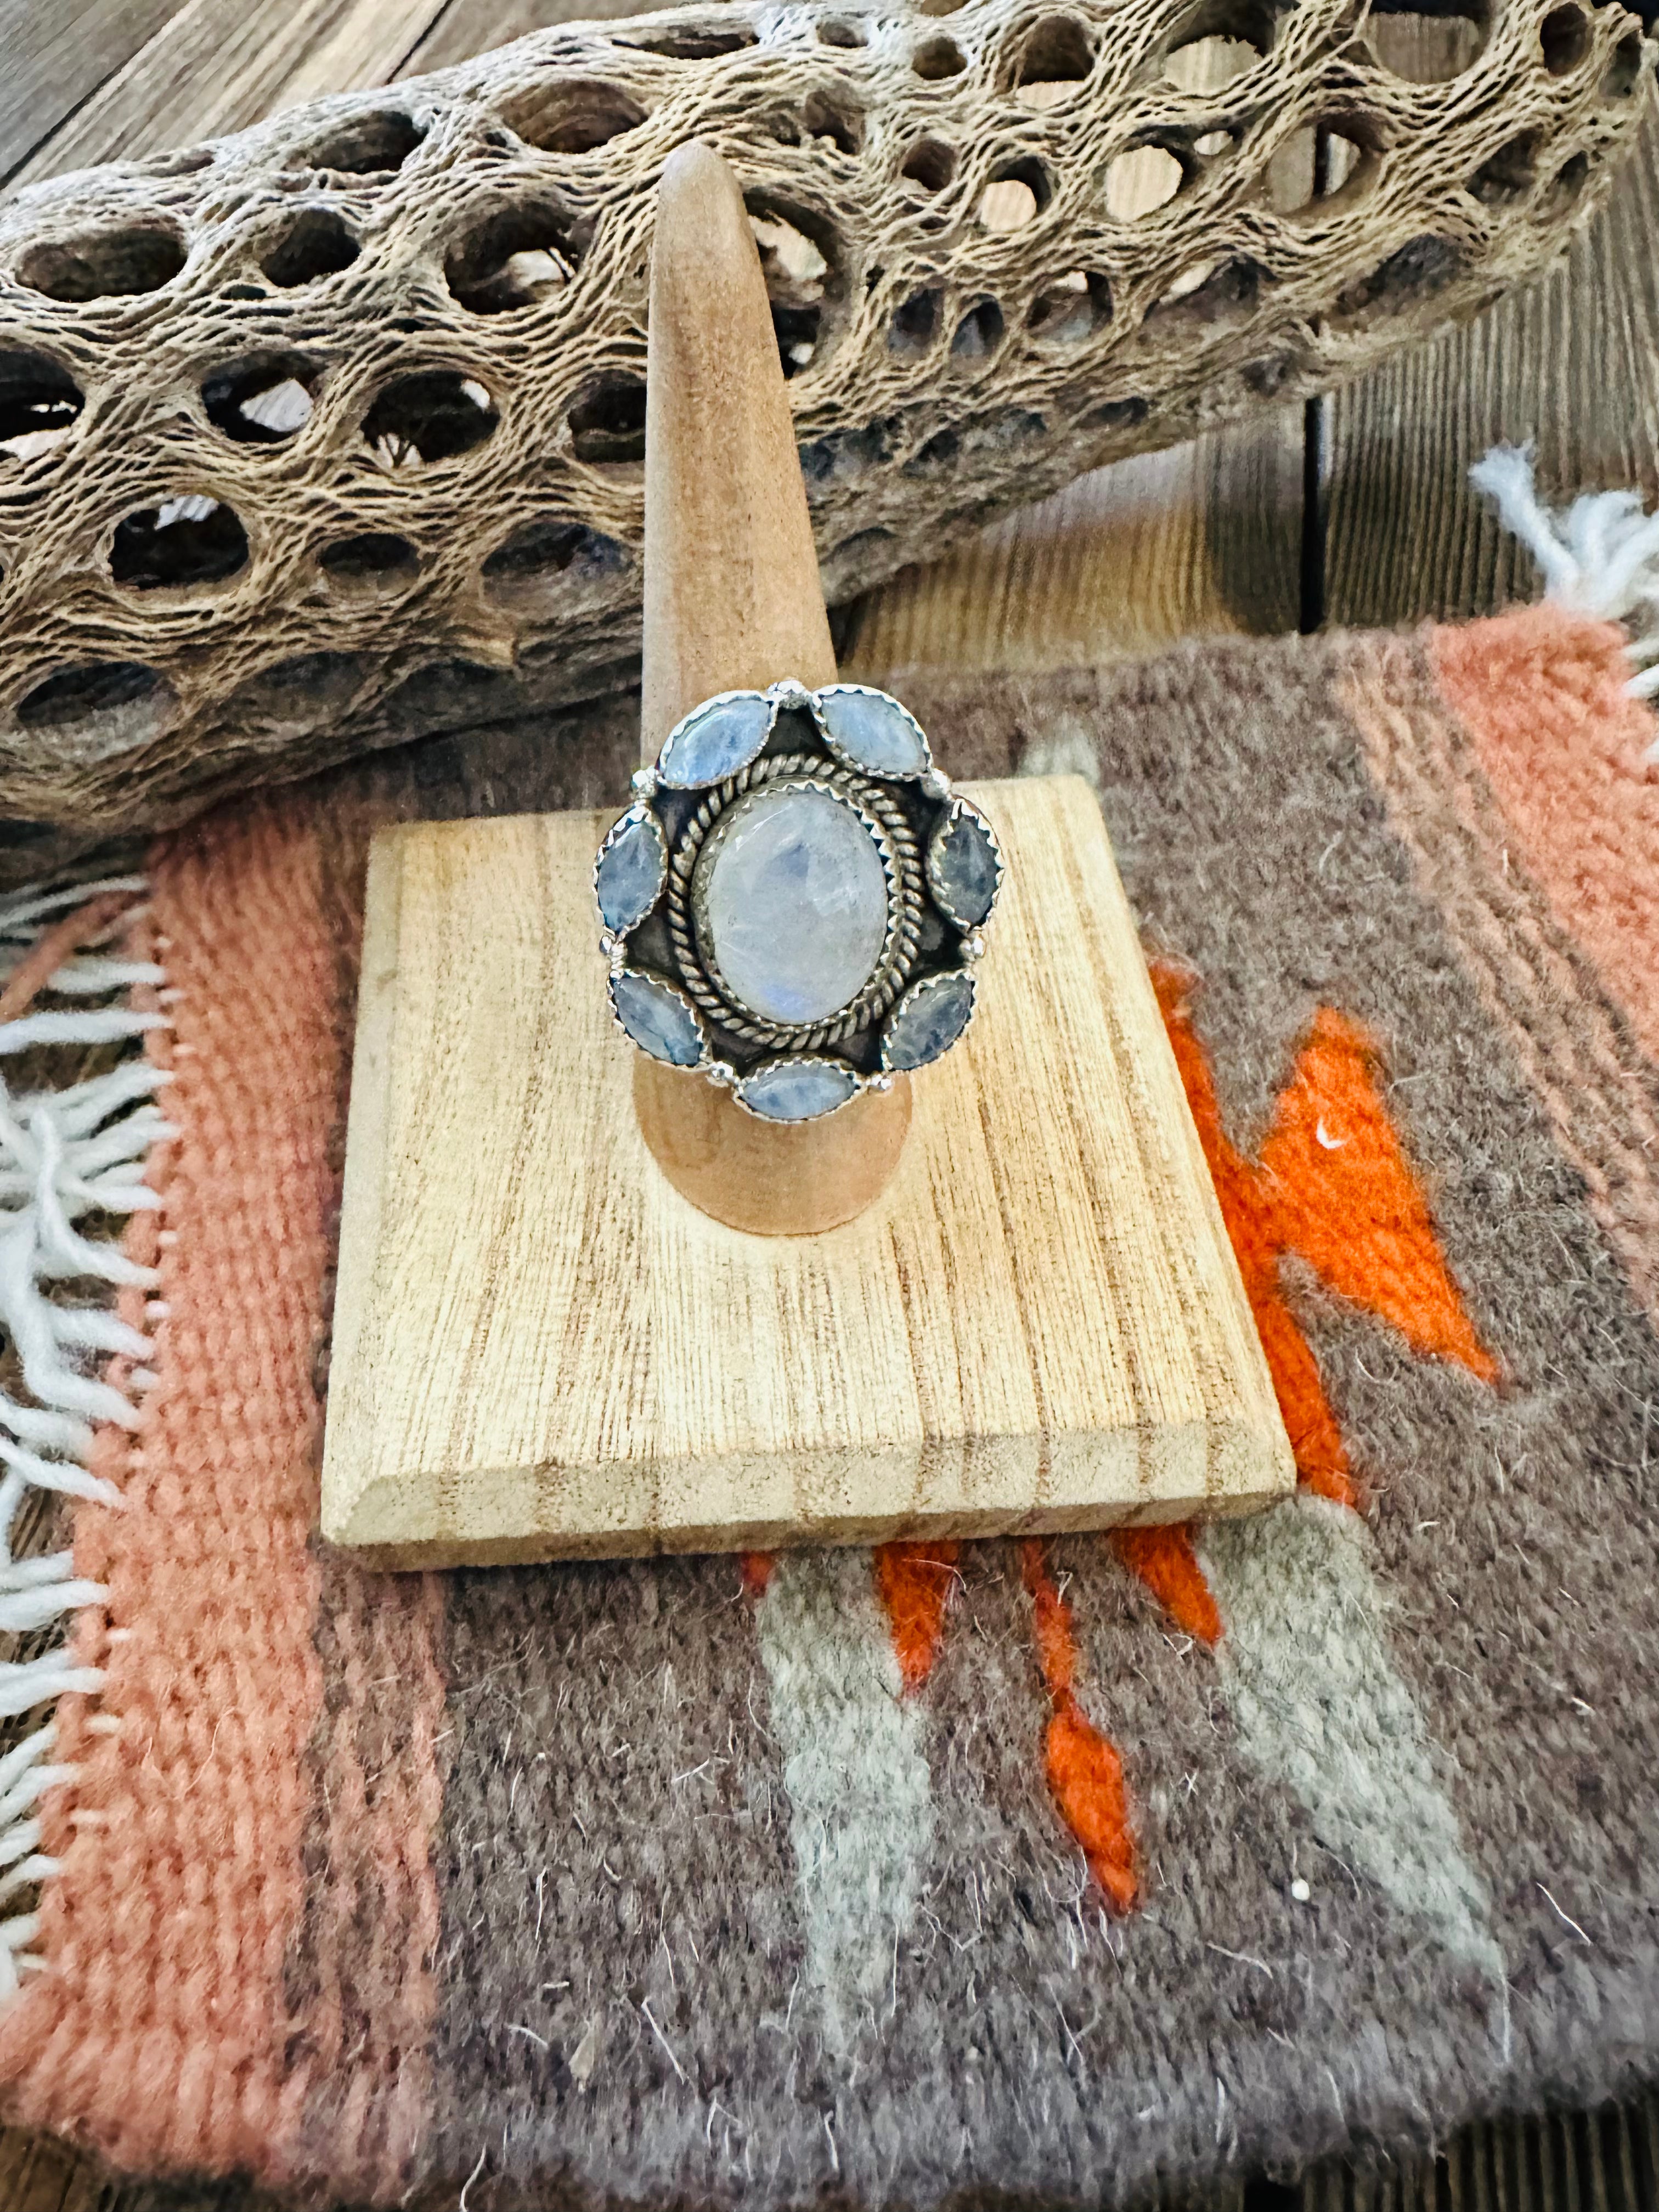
left=321, top=773, right=1294, bottom=1567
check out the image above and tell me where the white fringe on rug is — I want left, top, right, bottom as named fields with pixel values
left=1471, top=445, right=1659, bottom=750
left=0, top=877, right=171, bottom=1998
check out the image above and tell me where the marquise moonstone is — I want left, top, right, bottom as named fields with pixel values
left=739, top=1059, right=859, bottom=1121
left=611, top=972, right=703, bottom=1066
left=701, top=786, right=889, bottom=1025
left=883, top=971, right=975, bottom=1071
left=595, top=811, right=665, bottom=934
left=658, top=692, right=772, bottom=788
left=816, top=686, right=929, bottom=777
left=928, top=804, right=1000, bottom=928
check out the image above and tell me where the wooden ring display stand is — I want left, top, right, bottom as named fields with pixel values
left=320, top=144, right=1294, bottom=1569
left=630, top=144, right=910, bottom=1237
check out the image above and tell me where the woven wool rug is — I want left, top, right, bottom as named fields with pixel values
left=0, top=534, right=1655, bottom=2202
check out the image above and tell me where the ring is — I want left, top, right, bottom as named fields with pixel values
left=594, top=680, right=1003, bottom=1122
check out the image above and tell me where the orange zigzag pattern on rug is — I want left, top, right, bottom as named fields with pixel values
left=1154, top=965, right=1496, bottom=1505
left=874, top=1542, right=961, bottom=1692
left=749, top=973, right=1496, bottom=1916
left=1020, top=1541, right=1137, bottom=1914
left=1125, top=966, right=1497, bottom=1631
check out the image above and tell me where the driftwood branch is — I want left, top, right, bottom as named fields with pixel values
left=0, top=0, right=1647, bottom=843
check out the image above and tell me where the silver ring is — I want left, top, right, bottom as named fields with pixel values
left=594, top=679, right=1003, bottom=1122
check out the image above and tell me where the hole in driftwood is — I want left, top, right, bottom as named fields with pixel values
left=384, top=658, right=527, bottom=732
left=905, top=427, right=959, bottom=474
left=568, top=373, right=647, bottom=465
left=201, top=354, right=317, bottom=444
left=111, top=495, right=249, bottom=590
left=614, top=21, right=757, bottom=55
left=1334, top=232, right=1463, bottom=321
left=748, top=202, right=838, bottom=375
left=951, top=297, right=1005, bottom=358
left=363, top=371, right=498, bottom=467
left=1009, top=14, right=1094, bottom=104
left=1367, top=4, right=1487, bottom=83
left=978, top=156, right=1051, bottom=231
left=292, top=110, right=425, bottom=175
left=16, top=223, right=186, bottom=302
left=258, top=209, right=360, bottom=289
left=917, top=0, right=966, bottom=15
left=803, top=87, right=864, bottom=153
left=483, top=517, right=627, bottom=599
left=912, top=34, right=967, bottom=76
left=1539, top=3, right=1589, bottom=70
left=14, top=662, right=176, bottom=751
left=901, top=137, right=957, bottom=191
left=1026, top=269, right=1111, bottom=342
left=498, top=79, right=647, bottom=151
left=1165, top=30, right=1262, bottom=88
left=1603, top=31, right=1643, bottom=94
left=888, top=287, right=942, bottom=355
left=0, top=352, right=82, bottom=461
left=1084, top=395, right=1149, bottom=432
left=1266, top=119, right=1377, bottom=213
left=1148, top=253, right=1265, bottom=324
left=980, top=178, right=1037, bottom=229
left=445, top=201, right=576, bottom=314
left=1543, top=149, right=1590, bottom=209
left=228, top=652, right=369, bottom=725
left=320, top=533, right=420, bottom=594
left=800, top=420, right=898, bottom=483
left=1469, top=128, right=1541, bottom=203
left=817, top=16, right=867, bottom=44
left=1105, top=145, right=1184, bottom=218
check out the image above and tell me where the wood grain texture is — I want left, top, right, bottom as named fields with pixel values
left=320, top=774, right=1294, bottom=1568
left=838, top=415, right=1306, bottom=682
left=1323, top=40, right=1659, bottom=628
left=10, top=0, right=450, bottom=185
left=0, top=0, right=188, bottom=185
left=400, top=0, right=663, bottom=73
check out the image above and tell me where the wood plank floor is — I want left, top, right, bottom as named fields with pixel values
left=0, top=0, right=1655, bottom=2204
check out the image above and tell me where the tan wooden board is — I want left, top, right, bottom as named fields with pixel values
left=6, top=0, right=453, bottom=185
left=322, top=774, right=1293, bottom=1567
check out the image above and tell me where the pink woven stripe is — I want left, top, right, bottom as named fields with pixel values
left=1341, top=617, right=1659, bottom=1332
left=0, top=801, right=442, bottom=2191
left=1432, top=605, right=1659, bottom=1064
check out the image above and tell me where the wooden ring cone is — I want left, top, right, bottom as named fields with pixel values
left=631, top=140, right=912, bottom=1238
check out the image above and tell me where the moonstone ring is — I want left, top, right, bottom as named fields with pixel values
left=595, top=679, right=1003, bottom=1122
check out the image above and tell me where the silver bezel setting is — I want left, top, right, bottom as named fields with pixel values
left=595, top=679, right=1003, bottom=1119
left=670, top=755, right=924, bottom=1051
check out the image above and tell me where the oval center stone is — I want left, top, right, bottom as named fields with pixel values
left=699, top=785, right=890, bottom=1026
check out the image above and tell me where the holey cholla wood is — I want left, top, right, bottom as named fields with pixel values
left=0, top=0, right=1650, bottom=851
